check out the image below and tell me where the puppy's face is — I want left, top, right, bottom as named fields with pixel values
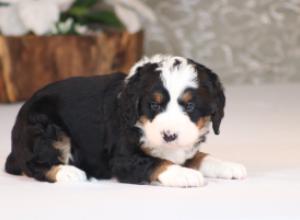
left=120, top=55, right=225, bottom=158
left=138, top=66, right=211, bottom=150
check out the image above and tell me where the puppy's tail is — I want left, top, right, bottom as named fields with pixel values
left=5, top=153, right=22, bottom=175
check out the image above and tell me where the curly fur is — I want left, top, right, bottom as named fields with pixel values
left=5, top=55, right=226, bottom=185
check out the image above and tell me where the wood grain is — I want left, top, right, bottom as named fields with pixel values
left=0, top=31, right=143, bottom=102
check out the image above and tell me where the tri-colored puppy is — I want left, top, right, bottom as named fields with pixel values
left=5, top=55, right=246, bottom=187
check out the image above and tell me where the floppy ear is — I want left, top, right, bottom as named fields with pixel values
left=209, top=72, right=225, bottom=135
left=188, top=59, right=226, bottom=135
left=118, top=67, right=143, bottom=128
left=119, top=62, right=161, bottom=128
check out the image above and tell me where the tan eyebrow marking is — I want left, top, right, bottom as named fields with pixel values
left=181, top=91, right=193, bottom=104
left=153, top=92, right=163, bottom=103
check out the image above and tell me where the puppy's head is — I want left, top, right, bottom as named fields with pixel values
left=119, top=55, right=225, bottom=150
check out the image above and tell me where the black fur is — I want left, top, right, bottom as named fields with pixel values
left=5, top=58, right=225, bottom=184
left=188, top=59, right=226, bottom=135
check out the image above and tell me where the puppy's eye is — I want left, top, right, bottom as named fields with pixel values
left=185, top=102, right=195, bottom=113
left=150, top=102, right=161, bottom=112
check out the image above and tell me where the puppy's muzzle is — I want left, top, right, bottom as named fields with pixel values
left=162, top=131, right=178, bottom=143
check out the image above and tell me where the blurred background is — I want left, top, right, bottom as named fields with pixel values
left=0, top=1, right=300, bottom=219
left=1, top=0, right=299, bottom=90
left=142, top=0, right=300, bottom=85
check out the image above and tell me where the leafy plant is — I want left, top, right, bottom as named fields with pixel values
left=0, top=0, right=155, bottom=36
left=61, top=0, right=123, bottom=28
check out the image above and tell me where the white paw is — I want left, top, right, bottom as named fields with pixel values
left=157, top=165, right=205, bottom=187
left=56, top=165, right=87, bottom=183
left=200, top=156, right=247, bottom=179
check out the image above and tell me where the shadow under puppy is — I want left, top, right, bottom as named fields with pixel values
left=5, top=55, right=246, bottom=187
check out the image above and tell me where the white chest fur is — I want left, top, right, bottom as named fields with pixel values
left=141, top=140, right=203, bottom=164
left=138, top=122, right=210, bottom=164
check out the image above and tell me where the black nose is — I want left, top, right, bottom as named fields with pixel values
left=162, top=131, right=178, bottom=142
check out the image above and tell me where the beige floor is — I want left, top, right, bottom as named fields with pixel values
left=0, top=83, right=300, bottom=220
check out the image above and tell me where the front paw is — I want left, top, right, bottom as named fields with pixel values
left=200, top=156, right=247, bottom=179
left=157, top=165, right=205, bottom=187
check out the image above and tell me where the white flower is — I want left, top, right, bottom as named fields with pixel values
left=107, top=0, right=156, bottom=33
left=17, top=0, right=60, bottom=35
left=115, top=4, right=141, bottom=33
left=52, top=0, right=75, bottom=12
left=74, top=24, right=87, bottom=35
left=0, top=0, right=21, bottom=3
left=117, top=0, right=156, bottom=22
left=51, top=18, right=88, bottom=35
left=52, top=18, right=73, bottom=34
left=0, top=4, right=28, bottom=36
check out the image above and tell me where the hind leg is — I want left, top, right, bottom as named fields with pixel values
left=27, top=131, right=87, bottom=183
left=12, top=113, right=87, bottom=183
left=5, top=153, right=22, bottom=175
left=44, top=135, right=87, bottom=183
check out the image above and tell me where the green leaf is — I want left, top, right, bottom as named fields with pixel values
left=0, top=1, right=10, bottom=7
left=73, top=0, right=99, bottom=8
left=83, top=10, right=123, bottom=27
left=60, top=1, right=123, bottom=29
left=67, top=6, right=89, bottom=17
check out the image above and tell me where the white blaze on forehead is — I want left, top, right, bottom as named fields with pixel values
left=126, top=54, right=198, bottom=87
left=157, top=57, right=198, bottom=100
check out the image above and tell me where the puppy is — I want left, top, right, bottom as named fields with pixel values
left=5, top=55, right=246, bottom=187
